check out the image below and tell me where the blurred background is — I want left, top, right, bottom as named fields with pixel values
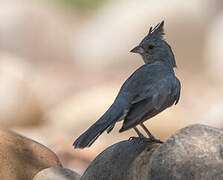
left=0, top=0, right=223, bottom=174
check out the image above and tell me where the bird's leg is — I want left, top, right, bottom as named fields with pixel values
left=129, top=127, right=145, bottom=141
left=140, top=123, right=163, bottom=143
left=140, top=123, right=155, bottom=139
left=134, top=127, right=145, bottom=138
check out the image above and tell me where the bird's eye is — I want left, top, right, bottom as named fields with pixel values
left=148, top=45, right=154, bottom=50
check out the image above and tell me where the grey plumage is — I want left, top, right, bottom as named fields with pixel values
left=73, top=21, right=181, bottom=149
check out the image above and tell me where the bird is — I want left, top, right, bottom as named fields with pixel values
left=73, top=21, right=181, bottom=149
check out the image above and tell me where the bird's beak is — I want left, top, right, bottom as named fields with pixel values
left=130, top=45, right=144, bottom=54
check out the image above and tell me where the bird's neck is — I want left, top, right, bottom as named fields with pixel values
left=151, top=60, right=175, bottom=73
left=164, top=56, right=175, bottom=68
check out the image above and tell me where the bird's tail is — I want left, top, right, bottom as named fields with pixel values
left=73, top=103, right=124, bottom=149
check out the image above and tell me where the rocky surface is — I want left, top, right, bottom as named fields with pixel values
left=81, top=138, right=160, bottom=180
left=0, top=129, right=62, bottom=180
left=0, top=52, right=44, bottom=127
left=149, top=124, right=223, bottom=180
left=80, top=124, right=223, bottom=180
left=33, top=166, right=80, bottom=180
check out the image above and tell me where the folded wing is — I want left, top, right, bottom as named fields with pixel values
left=120, top=74, right=180, bottom=132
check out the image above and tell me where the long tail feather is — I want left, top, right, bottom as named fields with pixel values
left=73, top=103, right=124, bottom=149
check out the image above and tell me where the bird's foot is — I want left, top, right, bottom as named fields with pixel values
left=140, top=137, right=163, bottom=145
left=128, top=136, right=163, bottom=146
left=129, top=136, right=150, bottom=142
left=129, top=136, right=149, bottom=143
left=149, top=137, right=163, bottom=144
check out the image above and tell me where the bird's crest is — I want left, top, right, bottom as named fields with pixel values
left=147, top=21, right=165, bottom=40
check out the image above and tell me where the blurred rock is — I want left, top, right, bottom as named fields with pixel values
left=0, top=1, right=85, bottom=122
left=149, top=124, right=223, bottom=179
left=46, top=83, right=119, bottom=130
left=81, top=138, right=159, bottom=180
left=11, top=126, right=91, bottom=175
left=0, top=52, right=44, bottom=127
left=33, top=167, right=80, bottom=180
left=0, top=0, right=76, bottom=66
left=204, top=12, right=223, bottom=84
left=0, top=129, right=62, bottom=180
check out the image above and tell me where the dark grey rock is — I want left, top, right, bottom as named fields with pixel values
left=81, top=138, right=160, bottom=180
left=149, top=124, right=223, bottom=180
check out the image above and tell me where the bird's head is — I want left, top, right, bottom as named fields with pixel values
left=130, top=21, right=176, bottom=68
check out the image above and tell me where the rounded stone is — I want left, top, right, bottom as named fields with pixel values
left=0, top=129, right=62, bottom=180
left=81, top=138, right=160, bottom=180
left=149, top=124, right=223, bottom=180
left=33, top=167, right=81, bottom=180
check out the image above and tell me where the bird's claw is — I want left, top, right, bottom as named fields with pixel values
left=149, top=137, right=163, bottom=144
left=129, top=136, right=163, bottom=144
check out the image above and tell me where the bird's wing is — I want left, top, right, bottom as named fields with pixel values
left=120, top=74, right=179, bottom=132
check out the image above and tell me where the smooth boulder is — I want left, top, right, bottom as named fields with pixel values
left=33, top=166, right=80, bottom=180
left=81, top=138, right=160, bottom=180
left=149, top=124, right=223, bottom=180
